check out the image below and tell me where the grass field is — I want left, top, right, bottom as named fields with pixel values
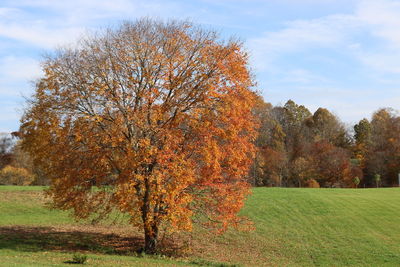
left=1, top=186, right=400, bottom=266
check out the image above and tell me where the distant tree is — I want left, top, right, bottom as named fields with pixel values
left=374, top=174, right=381, bottom=188
left=291, top=157, right=313, bottom=187
left=0, top=133, right=13, bottom=169
left=366, top=109, right=400, bottom=186
left=308, top=141, right=352, bottom=187
left=280, top=100, right=312, bottom=160
left=354, top=119, right=371, bottom=145
left=353, top=118, right=371, bottom=170
left=0, top=165, right=34, bottom=185
left=353, top=176, right=360, bottom=188
left=250, top=97, right=273, bottom=185
left=12, top=141, right=48, bottom=185
left=306, top=108, right=350, bottom=148
left=268, top=100, right=313, bottom=186
left=258, top=147, right=288, bottom=186
left=252, top=96, right=273, bottom=148
left=20, top=19, right=258, bottom=253
left=253, top=100, right=357, bottom=188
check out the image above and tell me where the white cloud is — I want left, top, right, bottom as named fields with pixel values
left=0, top=56, right=41, bottom=98
left=0, top=7, right=22, bottom=17
left=0, top=56, right=41, bottom=80
left=350, top=0, right=400, bottom=73
left=247, top=0, right=400, bottom=114
left=281, top=69, right=330, bottom=84
left=0, top=23, right=85, bottom=49
left=0, top=0, right=180, bottom=49
left=247, top=0, right=400, bottom=72
left=248, top=0, right=400, bottom=120
left=0, top=0, right=187, bottom=131
left=248, top=14, right=361, bottom=71
left=356, top=0, right=400, bottom=47
left=2, top=0, right=400, bottom=129
left=0, top=4, right=85, bottom=49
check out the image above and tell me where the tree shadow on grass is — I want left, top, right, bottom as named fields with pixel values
left=0, top=226, right=144, bottom=255
left=0, top=226, right=241, bottom=266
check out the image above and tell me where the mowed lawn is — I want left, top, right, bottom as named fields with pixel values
left=1, top=186, right=400, bottom=266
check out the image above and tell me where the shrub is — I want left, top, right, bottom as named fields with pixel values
left=71, top=253, right=87, bottom=264
left=12, top=142, right=49, bottom=185
left=0, top=165, right=35, bottom=185
left=306, top=179, right=320, bottom=188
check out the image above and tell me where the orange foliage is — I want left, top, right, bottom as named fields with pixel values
left=20, top=19, right=257, bottom=253
left=306, top=179, right=320, bottom=188
left=309, top=141, right=353, bottom=187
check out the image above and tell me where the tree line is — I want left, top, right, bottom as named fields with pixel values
left=250, top=97, right=400, bottom=188
left=1, top=98, right=399, bottom=189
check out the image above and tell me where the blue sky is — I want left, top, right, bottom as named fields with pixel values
left=1, top=0, right=400, bottom=132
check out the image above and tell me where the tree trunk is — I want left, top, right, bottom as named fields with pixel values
left=141, top=169, right=159, bottom=254
left=144, top=224, right=159, bottom=254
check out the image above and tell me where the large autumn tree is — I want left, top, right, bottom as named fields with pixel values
left=20, top=19, right=257, bottom=253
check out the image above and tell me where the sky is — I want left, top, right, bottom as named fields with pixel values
left=1, top=0, right=400, bottom=132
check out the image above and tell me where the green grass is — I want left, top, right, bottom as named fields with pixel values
left=0, top=185, right=46, bottom=191
left=0, top=187, right=74, bottom=225
left=1, top=186, right=400, bottom=266
left=239, top=188, right=400, bottom=266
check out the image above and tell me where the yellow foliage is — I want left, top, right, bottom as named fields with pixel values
left=0, top=165, right=35, bottom=185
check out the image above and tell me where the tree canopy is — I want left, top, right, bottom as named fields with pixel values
left=20, top=19, right=258, bottom=253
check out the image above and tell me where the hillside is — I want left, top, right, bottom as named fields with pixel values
left=1, top=186, right=400, bottom=266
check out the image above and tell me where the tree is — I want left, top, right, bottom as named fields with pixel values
left=20, top=19, right=257, bottom=253
left=354, top=119, right=371, bottom=145
left=252, top=95, right=273, bottom=149
left=366, top=109, right=400, bottom=186
left=249, top=96, right=273, bottom=186
left=306, top=108, right=350, bottom=148
left=308, top=141, right=353, bottom=187
left=291, top=156, right=313, bottom=187
left=279, top=100, right=312, bottom=161
left=0, top=165, right=34, bottom=185
left=255, top=100, right=312, bottom=187
left=353, top=118, right=371, bottom=170
left=12, top=141, right=48, bottom=185
left=353, top=176, right=360, bottom=188
left=374, top=174, right=381, bottom=188
left=257, top=147, right=287, bottom=186
left=0, top=133, right=13, bottom=169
